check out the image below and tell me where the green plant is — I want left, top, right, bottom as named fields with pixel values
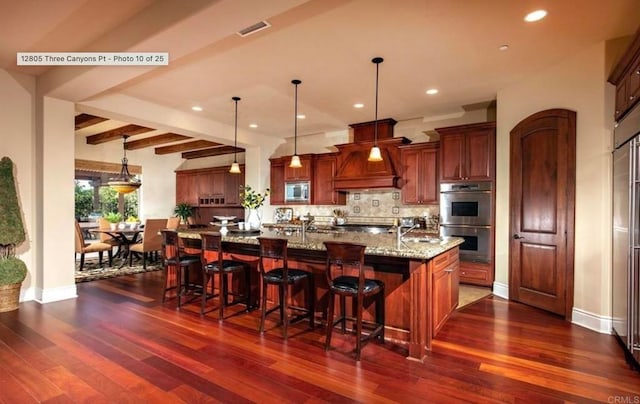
left=239, top=185, right=270, bottom=209
left=125, top=215, right=139, bottom=223
left=0, top=157, right=27, bottom=288
left=104, top=212, right=122, bottom=223
left=174, top=203, right=193, bottom=223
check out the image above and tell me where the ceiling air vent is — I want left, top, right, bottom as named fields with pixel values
left=237, top=21, right=271, bottom=37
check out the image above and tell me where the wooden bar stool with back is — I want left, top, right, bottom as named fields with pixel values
left=323, top=241, right=385, bottom=361
left=160, top=230, right=201, bottom=307
left=199, top=232, right=252, bottom=320
left=257, top=237, right=315, bottom=339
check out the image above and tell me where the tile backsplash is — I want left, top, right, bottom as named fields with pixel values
left=272, top=190, right=439, bottom=231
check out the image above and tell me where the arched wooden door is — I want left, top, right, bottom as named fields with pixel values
left=509, top=109, right=576, bottom=319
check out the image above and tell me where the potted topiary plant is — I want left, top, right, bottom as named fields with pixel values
left=104, top=212, right=122, bottom=230
left=173, top=203, right=193, bottom=226
left=0, top=157, right=28, bottom=312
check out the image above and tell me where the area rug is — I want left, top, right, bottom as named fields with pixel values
left=75, top=259, right=162, bottom=283
left=458, top=284, right=492, bottom=308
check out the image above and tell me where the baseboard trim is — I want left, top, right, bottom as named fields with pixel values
left=34, top=285, right=78, bottom=304
left=571, top=307, right=612, bottom=334
left=492, top=281, right=509, bottom=299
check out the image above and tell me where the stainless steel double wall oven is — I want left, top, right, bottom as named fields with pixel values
left=439, top=182, right=493, bottom=263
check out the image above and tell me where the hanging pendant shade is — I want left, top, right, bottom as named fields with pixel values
left=368, top=57, right=384, bottom=162
left=290, top=79, right=303, bottom=168
left=108, top=135, right=141, bottom=194
left=229, top=96, right=242, bottom=174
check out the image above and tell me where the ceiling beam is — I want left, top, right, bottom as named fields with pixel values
left=154, top=140, right=221, bottom=155
left=182, top=146, right=244, bottom=159
left=86, top=124, right=154, bottom=145
left=125, top=133, right=191, bottom=150
left=75, top=113, right=108, bottom=130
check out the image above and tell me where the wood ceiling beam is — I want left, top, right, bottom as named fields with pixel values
left=154, top=140, right=221, bottom=155
left=125, top=133, right=191, bottom=150
left=75, top=113, right=108, bottom=130
left=86, top=124, right=154, bottom=145
left=182, top=146, right=244, bottom=160
left=75, top=158, right=142, bottom=175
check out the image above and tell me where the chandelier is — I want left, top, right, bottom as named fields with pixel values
left=108, top=135, right=141, bottom=194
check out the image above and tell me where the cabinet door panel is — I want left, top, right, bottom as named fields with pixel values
left=421, top=148, right=439, bottom=203
left=284, top=155, right=312, bottom=180
left=466, top=130, right=492, bottom=180
left=313, top=155, right=345, bottom=205
left=401, top=149, right=421, bottom=204
left=176, top=173, right=198, bottom=205
left=270, top=161, right=285, bottom=205
left=440, top=133, right=464, bottom=181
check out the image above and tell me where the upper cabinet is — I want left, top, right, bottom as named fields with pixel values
left=436, top=122, right=496, bottom=182
left=399, top=142, right=439, bottom=205
left=269, top=157, right=286, bottom=205
left=609, top=29, right=640, bottom=121
left=283, top=154, right=313, bottom=181
left=175, top=166, right=244, bottom=207
left=313, top=153, right=346, bottom=205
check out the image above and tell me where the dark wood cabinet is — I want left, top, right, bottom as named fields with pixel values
left=312, top=153, right=346, bottom=205
left=269, top=157, right=286, bottom=205
left=431, top=247, right=459, bottom=336
left=437, top=122, right=495, bottom=182
left=283, top=154, right=313, bottom=181
left=459, top=261, right=493, bottom=287
left=175, top=166, right=244, bottom=207
left=609, top=29, right=640, bottom=121
left=400, top=142, right=439, bottom=205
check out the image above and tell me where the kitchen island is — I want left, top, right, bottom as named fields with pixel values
left=179, top=227, right=463, bottom=361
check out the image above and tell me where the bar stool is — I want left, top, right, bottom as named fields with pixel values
left=257, top=237, right=315, bottom=339
left=160, top=230, right=201, bottom=308
left=323, top=241, right=385, bottom=361
left=199, top=232, right=252, bottom=320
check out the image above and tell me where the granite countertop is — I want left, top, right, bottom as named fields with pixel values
left=179, top=226, right=463, bottom=261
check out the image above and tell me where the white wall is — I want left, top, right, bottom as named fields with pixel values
left=0, top=69, right=37, bottom=300
left=496, top=41, right=614, bottom=332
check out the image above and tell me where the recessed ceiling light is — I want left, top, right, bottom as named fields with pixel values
left=191, top=106, right=203, bottom=112
left=524, top=9, right=547, bottom=22
left=499, top=44, right=509, bottom=51
left=426, top=89, right=439, bottom=95
left=353, top=103, right=364, bottom=108
left=249, top=123, right=258, bottom=128
left=297, top=114, right=306, bottom=119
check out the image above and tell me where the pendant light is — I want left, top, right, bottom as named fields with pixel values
left=368, top=57, right=384, bottom=162
left=229, top=96, right=242, bottom=174
left=108, top=135, right=141, bottom=194
left=289, top=79, right=302, bottom=168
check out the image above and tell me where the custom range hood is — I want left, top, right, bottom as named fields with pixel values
left=333, top=119, right=410, bottom=190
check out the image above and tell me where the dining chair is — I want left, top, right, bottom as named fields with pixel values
left=257, top=237, right=314, bottom=339
left=199, top=232, right=252, bottom=320
left=129, top=218, right=167, bottom=268
left=160, top=230, right=201, bottom=307
left=323, top=241, right=385, bottom=361
left=166, top=217, right=180, bottom=230
left=97, top=217, right=122, bottom=256
left=74, top=220, right=113, bottom=271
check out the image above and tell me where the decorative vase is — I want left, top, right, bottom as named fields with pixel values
left=247, top=209, right=261, bottom=230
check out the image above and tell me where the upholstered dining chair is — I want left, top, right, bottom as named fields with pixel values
left=74, top=220, right=113, bottom=271
left=97, top=217, right=122, bottom=255
left=129, top=218, right=167, bottom=268
left=166, top=217, right=180, bottom=230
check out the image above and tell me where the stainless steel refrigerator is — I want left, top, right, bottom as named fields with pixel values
left=612, top=103, right=640, bottom=371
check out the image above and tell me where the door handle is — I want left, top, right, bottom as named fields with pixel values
left=513, top=234, right=525, bottom=240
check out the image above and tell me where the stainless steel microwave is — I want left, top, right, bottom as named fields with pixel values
left=285, top=181, right=310, bottom=203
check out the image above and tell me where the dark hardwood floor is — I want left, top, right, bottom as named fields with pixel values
left=0, top=270, right=638, bottom=403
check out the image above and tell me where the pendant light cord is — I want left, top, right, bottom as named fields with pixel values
left=293, top=80, right=300, bottom=155
left=372, top=57, right=383, bottom=146
left=233, top=96, right=240, bottom=162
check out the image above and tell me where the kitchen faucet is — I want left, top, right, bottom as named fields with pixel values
left=395, top=222, right=420, bottom=249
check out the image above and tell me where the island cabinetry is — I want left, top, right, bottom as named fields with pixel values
left=437, top=122, right=495, bottom=182
left=399, top=142, right=439, bottom=205
left=313, top=153, right=346, bottom=205
left=175, top=166, right=244, bottom=207
left=458, top=261, right=492, bottom=286
left=283, top=154, right=313, bottom=181
left=269, top=157, right=286, bottom=205
left=431, top=247, right=459, bottom=336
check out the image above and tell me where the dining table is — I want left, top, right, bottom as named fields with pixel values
left=89, top=227, right=144, bottom=268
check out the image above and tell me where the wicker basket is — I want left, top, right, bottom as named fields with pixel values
left=0, top=283, right=21, bottom=312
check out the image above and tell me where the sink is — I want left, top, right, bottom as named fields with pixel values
left=402, top=236, right=442, bottom=244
